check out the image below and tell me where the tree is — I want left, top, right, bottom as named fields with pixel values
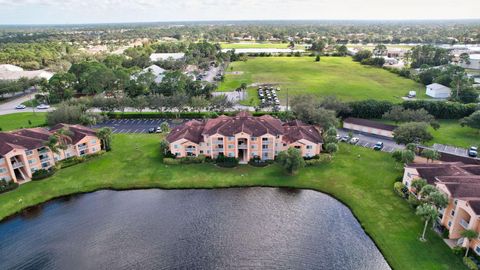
left=459, top=53, right=471, bottom=65
left=392, top=149, right=415, bottom=164
left=416, top=204, right=439, bottom=241
left=419, top=185, right=437, bottom=199
left=46, top=73, right=76, bottom=103
left=336, top=45, right=348, bottom=56
left=97, top=127, right=113, bottom=151
left=460, top=111, right=480, bottom=133
left=189, top=96, right=210, bottom=113
left=131, top=96, right=148, bottom=113
left=373, top=44, right=387, bottom=56
left=421, top=149, right=441, bottom=163
left=458, top=87, right=479, bottom=104
left=159, top=140, right=170, bottom=155
left=426, top=191, right=448, bottom=210
left=160, top=122, right=170, bottom=133
left=461, top=230, right=479, bottom=257
left=324, top=143, right=339, bottom=154
left=319, top=96, right=350, bottom=114
left=393, top=122, right=433, bottom=145
left=315, top=55, right=320, bottom=62
left=411, top=178, right=427, bottom=194
left=291, top=95, right=339, bottom=128
left=277, top=147, right=305, bottom=175
left=209, top=95, right=233, bottom=113
left=352, top=50, right=372, bottom=62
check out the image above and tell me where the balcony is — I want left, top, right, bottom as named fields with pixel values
left=12, top=162, right=24, bottom=169
left=238, top=143, right=248, bottom=149
left=78, top=145, right=88, bottom=151
left=38, top=148, right=49, bottom=154
left=40, top=157, right=50, bottom=163
left=460, top=219, right=470, bottom=229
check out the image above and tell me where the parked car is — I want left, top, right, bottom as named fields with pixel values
left=155, top=127, right=162, bottom=133
left=148, top=127, right=156, bottom=133
left=349, top=137, right=359, bottom=144
left=335, top=134, right=341, bottom=141
left=36, top=104, right=50, bottom=110
left=339, top=135, right=350, bottom=142
left=468, top=146, right=478, bottom=158
left=15, top=104, right=26, bottom=109
left=373, top=142, right=384, bottom=151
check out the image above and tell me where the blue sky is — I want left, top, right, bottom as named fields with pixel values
left=0, top=0, right=479, bottom=25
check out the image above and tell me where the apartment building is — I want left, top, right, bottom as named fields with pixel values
left=166, top=112, right=323, bottom=163
left=402, top=162, right=480, bottom=252
left=0, top=124, right=101, bottom=184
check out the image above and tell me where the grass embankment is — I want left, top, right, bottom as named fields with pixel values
left=428, top=120, right=479, bottom=148
left=218, top=56, right=424, bottom=102
left=0, top=134, right=464, bottom=270
left=0, top=112, right=47, bottom=131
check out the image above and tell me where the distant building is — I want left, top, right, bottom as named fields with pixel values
left=0, top=64, right=54, bottom=81
left=426, top=83, right=452, bottom=99
left=459, top=54, right=480, bottom=70
left=132, top=64, right=166, bottom=83
left=343, top=117, right=397, bottom=138
left=166, top=112, right=323, bottom=163
left=149, top=53, right=185, bottom=62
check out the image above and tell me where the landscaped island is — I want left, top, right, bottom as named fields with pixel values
left=0, top=134, right=465, bottom=270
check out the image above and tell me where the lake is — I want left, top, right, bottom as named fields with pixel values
left=0, top=188, right=390, bottom=269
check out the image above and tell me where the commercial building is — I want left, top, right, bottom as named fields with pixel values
left=343, top=117, right=396, bottom=138
left=0, top=124, right=101, bottom=184
left=166, top=112, right=323, bottom=163
left=426, top=83, right=452, bottom=99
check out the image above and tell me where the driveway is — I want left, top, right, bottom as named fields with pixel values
left=337, top=128, right=404, bottom=153
left=92, top=118, right=194, bottom=134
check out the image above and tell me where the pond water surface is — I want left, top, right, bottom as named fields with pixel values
left=0, top=188, right=390, bottom=269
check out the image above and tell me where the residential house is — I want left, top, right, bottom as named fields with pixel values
left=166, top=112, right=323, bottom=163
left=0, top=124, right=101, bottom=184
left=149, top=53, right=185, bottom=62
left=131, top=64, right=166, bottom=83
left=402, top=162, right=480, bottom=252
left=0, top=64, right=54, bottom=81
left=426, top=83, right=452, bottom=99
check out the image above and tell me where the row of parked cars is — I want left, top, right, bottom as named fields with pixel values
left=337, top=135, right=384, bottom=151
left=15, top=104, right=50, bottom=110
left=258, top=87, right=281, bottom=107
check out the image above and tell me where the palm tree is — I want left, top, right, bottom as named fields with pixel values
left=54, top=128, right=73, bottom=158
left=44, top=135, right=61, bottom=155
left=461, top=230, right=479, bottom=257
left=416, top=204, right=439, bottom=241
left=97, top=127, right=113, bottom=151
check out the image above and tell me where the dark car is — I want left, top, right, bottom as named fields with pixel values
left=373, top=142, right=384, bottom=151
left=148, top=127, right=155, bottom=133
left=339, top=136, right=349, bottom=142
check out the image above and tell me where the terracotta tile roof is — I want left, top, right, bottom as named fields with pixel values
left=50, top=124, right=97, bottom=144
left=460, top=165, right=480, bottom=175
left=344, top=117, right=397, bottom=131
left=417, top=165, right=472, bottom=184
left=468, top=200, right=480, bottom=215
left=0, top=131, right=47, bottom=155
left=167, top=112, right=323, bottom=145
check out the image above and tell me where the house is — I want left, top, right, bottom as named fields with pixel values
left=0, top=64, right=54, bottom=81
left=149, top=53, right=185, bottom=62
left=343, top=117, right=397, bottom=138
left=131, top=64, right=166, bottom=83
left=166, top=112, right=323, bottom=163
left=459, top=54, right=480, bottom=70
left=402, top=162, right=480, bottom=252
left=426, top=83, right=452, bottom=99
left=0, top=124, right=101, bottom=184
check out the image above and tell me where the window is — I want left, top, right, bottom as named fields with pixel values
left=262, top=138, right=268, bottom=142
left=283, top=143, right=287, bottom=147
left=175, top=152, right=180, bottom=156
left=451, top=210, right=455, bottom=217
left=228, top=145, right=234, bottom=149
left=174, top=145, right=178, bottom=149
left=92, top=147, right=96, bottom=152
left=26, top=150, right=33, bottom=156
left=405, top=181, right=409, bottom=187
left=454, top=199, right=458, bottom=205
left=276, top=135, right=280, bottom=139
left=28, top=159, right=35, bottom=164
left=228, top=136, right=234, bottom=141
left=66, top=153, right=71, bottom=158
left=0, top=158, right=4, bottom=164
left=294, top=146, right=301, bottom=149
left=31, top=168, right=38, bottom=173
left=90, top=140, right=96, bottom=144
left=0, top=168, right=6, bottom=173
left=200, top=150, right=204, bottom=154
left=262, top=145, right=268, bottom=149
left=218, top=137, right=223, bottom=141
left=263, top=152, right=268, bottom=158
left=228, top=153, right=234, bottom=157
left=448, top=221, right=452, bottom=227
left=476, top=246, right=480, bottom=255
left=217, top=144, right=224, bottom=149
left=207, top=150, right=210, bottom=154
left=251, top=137, right=257, bottom=141
left=251, top=145, right=256, bottom=149
left=306, top=145, right=312, bottom=149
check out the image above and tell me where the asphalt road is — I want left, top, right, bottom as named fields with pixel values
left=0, top=94, right=53, bottom=115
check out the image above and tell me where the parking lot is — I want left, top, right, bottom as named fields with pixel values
left=432, top=143, right=471, bottom=158
left=92, top=119, right=192, bottom=134
left=337, top=128, right=403, bottom=153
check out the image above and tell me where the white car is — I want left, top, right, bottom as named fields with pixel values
left=349, top=137, right=359, bottom=144
left=36, top=104, right=50, bottom=110
left=15, top=104, right=26, bottom=109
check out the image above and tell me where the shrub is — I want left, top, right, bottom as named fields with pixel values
left=401, top=100, right=477, bottom=119
left=305, top=155, right=332, bottom=166
left=453, top=246, right=466, bottom=256
left=0, top=179, right=19, bottom=194
left=248, top=156, right=273, bottom=167
left=463, top=257, right=478, bottom=270
left=215, top=154, right=239, bottom=168
left=442, top=229, right=450, bottom=239
left=407, top=193, right=420, bottom=208
left=163, top=158, right=181, bottom=165
left=31, top=168, right=56, bottom=180
left=58, top=156, right=85, bottom=169
left=394, top=182, right=407, bottom=198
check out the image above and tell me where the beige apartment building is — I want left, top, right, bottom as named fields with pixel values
left=402, top=162, right=480, bottom=253
left=166, top=112, right=323, bottom=163
left=0, top=124, right=101, bottom=184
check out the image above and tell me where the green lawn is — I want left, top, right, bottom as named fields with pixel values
left=220, top=42, right=290, bottom=49
left=0, top=134, right=464, bottom=270
left=218, top=57, right=424, bottom=102
left=428, top=120, right=479, bottom=148
left=0, top=112, right=47, bottom=131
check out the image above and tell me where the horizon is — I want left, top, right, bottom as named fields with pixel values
left=1, top=0, right=479, bottom=25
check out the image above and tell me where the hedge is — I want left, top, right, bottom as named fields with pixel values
left=163, top=155, right=208, bottom=165
left=106, top=111, right=287, bottom=120
left=463, top=257, right=478, bottom=270
left=248, top=157, right=273, bottom=167
left=32, top=168, right=56, bottom=181
left=0, top=179, right=19, bottom=194
left=215, top=155, right=239, bottom=168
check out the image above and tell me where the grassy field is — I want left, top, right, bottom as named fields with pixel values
left=220, top=42, right=290, bottom=49
left=0, top=133, right=465, bottom=270
left=218, top=57, right=424, bottom=102
left=0, top=112, right=47, bottom=131
left=428, top=120, right=479, bottom=148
